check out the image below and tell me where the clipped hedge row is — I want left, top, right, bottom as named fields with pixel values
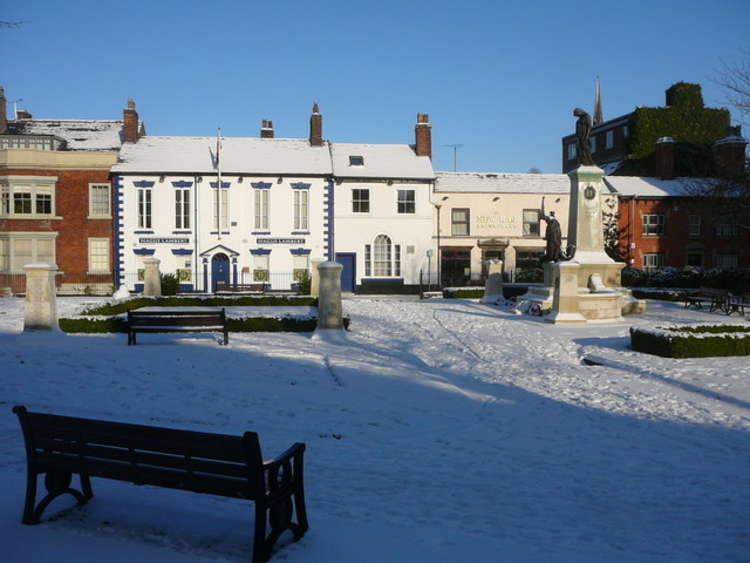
left=59, top=318, right=127, bottom=333
left=623, top=267, right=750, bottom=292
left=84, top=296, right=318, bottom=316
left=630, top=324, right=750, bottom=358
left=442, top=286, right=531, bottom=300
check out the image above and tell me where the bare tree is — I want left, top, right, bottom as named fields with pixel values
left=716, top=48, right=750, bottom=127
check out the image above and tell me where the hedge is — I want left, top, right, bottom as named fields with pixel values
left=442, top=286, right=531, bottom=300
left=630, top=324, right=750, bottom=358
left=84, top=296, right=318, bottom=316
left=622, top=267, right=750, bottom=293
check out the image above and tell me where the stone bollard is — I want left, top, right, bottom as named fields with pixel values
left=317, top=261, right=344, bottom=330
left=24, top=263, right=59, bottom=331
left=547, top=261, right=586, bottom=324
left=310, top=259, right=324, bottom=297
left=480, top=259, right=504, bottom=304
left=143, top=257, right=162, bottom=297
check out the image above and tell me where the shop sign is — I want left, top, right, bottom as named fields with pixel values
left=138, top=237, right=190, bottom=244
left=256, top=238, right=305, bottom=244
left=475, top=215, right=515, bottom=229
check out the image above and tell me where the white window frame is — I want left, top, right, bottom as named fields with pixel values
left=605, top=130, right=614, bottom=150
left=688, top=215, right=701, bottom=237
left=294, top=189, right=309, bottom=231
left=590, top=136, right=596, bottom=154
left=352, top=188, right=370, bottom=213
left=365, top=234, right=403, bottom=278
left=137, top=187, right=152, bottom=229
left=523, top=209, right=540, bottom=237
left=0, top=232, right=58, bottom=272
left=87, top=237, right=110, bottom=274
left=397, top=189, right=415, bottom=214
left=88, top=183, right=111, bottom=218
left=214, top=189, right=229, bottom=230
left=642, top=253, right=664, bottom=270
left=567, top=143, right=576, bottom=160
left=642, top=214, right=665, bottom=236
left=254, top=189, right=269, bottom=230
left=0, top=176, right=58, bottom=218
left=451, top=208, right=470, bottom=236
left=175, top=187, right=191, bottom=229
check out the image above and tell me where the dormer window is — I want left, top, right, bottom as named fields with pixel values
left=349, top=155, right=364, bottom=166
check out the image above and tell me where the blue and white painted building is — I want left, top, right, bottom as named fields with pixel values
left=112, top=124, right=332, bottom=292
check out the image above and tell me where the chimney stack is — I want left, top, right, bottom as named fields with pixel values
left=309, top=102, right=323, bottom=146
left=260, top=119, right=274, bottom=138
left=713, top=130, right=747, bottom=179
left=655, top=137, right=676, bottom=180
left=123, top=99, right=140, bottom=143
left=415, top=112, right=432, bottom=159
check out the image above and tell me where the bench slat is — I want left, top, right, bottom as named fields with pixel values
left=26, top=413, right=249, bottom=463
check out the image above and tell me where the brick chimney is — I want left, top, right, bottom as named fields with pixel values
left=309, top=102, right=323, bottom=146
left=655, top=137, right=675, bottom=179
left=0, top=87, right=6, bottom=133
left=713, top=131, right=747, bottom=179
left=415, top=112, right=432, bottom=159
left=123, top=99, right=140, bottom=143
left=260, top=119, right=274, bottom=138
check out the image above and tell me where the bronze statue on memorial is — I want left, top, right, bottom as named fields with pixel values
left=540, top=197, right=575, bottom=263
left=573, top=107, right=594, bottom=166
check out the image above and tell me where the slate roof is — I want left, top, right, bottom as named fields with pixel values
left=113, top=136, right=332, bottom=175
left=330, top=143, right=434, bottom=180
left=434, top=171, right=570, bottom=193
left=603, top=176, right=716, bottom=197
left=5, top=119, right=124, bottom=151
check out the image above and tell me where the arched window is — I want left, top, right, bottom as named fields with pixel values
left=373, top=235, right=392, bottom=276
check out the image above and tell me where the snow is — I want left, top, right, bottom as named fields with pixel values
left=7, top=119, right=124, bottom=151
left=330, top=143, right=434, bottom=180
left=113, top=136, right=332, bottom=175
left=434, top=171, right=570, bottom=193
left=1, top=296, right=749, bottom=562
left=603, top=176, right=717, bottom=198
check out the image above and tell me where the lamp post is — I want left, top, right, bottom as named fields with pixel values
left=433, top=203, right=442, bottom=287
left=426, top=249, right=433, bottom=291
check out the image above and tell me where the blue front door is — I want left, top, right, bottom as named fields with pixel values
left=212, top=253, right=230, bottom=292
left=335, top=253, right=356, bottom=292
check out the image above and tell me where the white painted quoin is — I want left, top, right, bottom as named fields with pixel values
left=112, top=135, right=332, bottom=292
left=331, top=133, right=435, bottom=292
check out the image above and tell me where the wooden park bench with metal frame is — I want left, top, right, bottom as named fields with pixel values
left=683, top=288, right=729, bottom=313
left=725, top=292, right=750, bottom=316
left=126, top=308, right=228, bottom=345
left=12, top=406, right=308, bottom=563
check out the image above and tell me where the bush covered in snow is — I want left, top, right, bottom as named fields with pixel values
left=83, top=295, right=318, bottom=316
left=622, top=267, right=750, bottom=292
left=630, top=323, right=750, bottom=358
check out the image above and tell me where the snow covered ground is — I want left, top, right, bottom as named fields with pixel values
left=0, top=296, right=748, bottom=562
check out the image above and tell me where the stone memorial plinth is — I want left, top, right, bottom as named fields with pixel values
left=317, top=261, right=344, bottom=330
left=480, top=260, right=504, bottom=304
left=546, top=262, right=586, bottom=324
left=143, top=257, right=162, bottom=297
left=24, top=263, right=59, bottom=331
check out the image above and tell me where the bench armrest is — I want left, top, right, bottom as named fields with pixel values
left=263, top=442, right=305, bottom=471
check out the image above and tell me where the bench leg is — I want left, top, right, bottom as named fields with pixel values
left=252, top=501, right=269, bottom=563
left=21, top=470, right=92, bottom=525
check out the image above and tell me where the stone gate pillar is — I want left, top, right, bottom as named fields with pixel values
left=480, top=260, right=504, bottom=304
left=24, top=263, right=58, bottom=331
left=143, top=257, right=162, bottom=297
left=310, top=259, right=325, bottom=297
left=317, top=261, right=343, bottom=330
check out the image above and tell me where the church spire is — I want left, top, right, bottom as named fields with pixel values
left=593, top=77, right=604, bottom=126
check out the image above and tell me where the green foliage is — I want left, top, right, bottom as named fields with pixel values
left=515, top=268, right=544, bottom=283
left=630, top=325, right=750, bottom=358
left=160, top=273, right=180, bottom=296
left=444, top=288, right=484, bottom=299
left=227, top=317, right=317, bottom=332
left=83, top=296, right=318, bottom=316
left=295, top=270, right=311, bottom=295
left=622, top=267, right=750, bottom=292
left=629, top=106, right=729, bottom=161
left=253, top=269, right=269, bottom=282
left=59, top=318, right=127, bottom=333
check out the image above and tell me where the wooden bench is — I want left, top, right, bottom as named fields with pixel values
left=127, top=308, right=228, bottom=345
left=12, top=406, right=308, bottom=563
left=216, top=282, right=267, bottom=293
left=725, top=293, right=750, bottom=316
left=683, top=288, right=728, bottom=313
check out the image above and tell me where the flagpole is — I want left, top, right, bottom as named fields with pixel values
left=216, top=127, right=222, bottom=240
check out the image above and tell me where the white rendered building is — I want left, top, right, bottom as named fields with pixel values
left=112, top=114, right=332, bottom=292
left=330, top=114, right=435, bottom=292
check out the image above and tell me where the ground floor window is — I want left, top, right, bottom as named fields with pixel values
left=88, top=238, right=110, bottom=273
left=253, top=254, right=269, bottom=281
left=364, top=234, right=401, bottom=277
left=441, top=247, right=471, bottom=286
left=716, top=253, right=738, bottom=270
left=293, top=255, right=309, bottom=282
left=642, top=253, right=664, bottom=270
left=0, top=234, right=56, bottom=271
left=686, top=251, right=703, bottom=268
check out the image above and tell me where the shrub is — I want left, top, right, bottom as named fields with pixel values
left=622, top=267, right=750, bottom=293
left=59, top=318, right=127, bottom=333
left=444, top=288, right=484, bottom=299
left=515, top=268, right=544, bottom=283
left=160, top=273, right=180, bottom=296
left=296, top=270, right=312, bottom=295
left=83, top=296, right=318, bottom=316
left=630, top=324, right=750, bottom=358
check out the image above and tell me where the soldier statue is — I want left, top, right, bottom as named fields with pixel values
left=573, top=107, right=594, bottom=166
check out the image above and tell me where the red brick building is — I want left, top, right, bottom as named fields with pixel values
left=0, top=89, right=144, bottom=294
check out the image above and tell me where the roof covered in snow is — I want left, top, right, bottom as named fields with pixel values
left=5, top=119, right=124, bottom=151
left=113, top=136, right=333, bottom=175
left=330, top=143, right=434, bottom=180
left=434, top=171, right=570, bottom=194
left=603, top=176, right=717, bottom=197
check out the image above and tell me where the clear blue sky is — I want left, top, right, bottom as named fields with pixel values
left=2, top=0, right=748, bottom=174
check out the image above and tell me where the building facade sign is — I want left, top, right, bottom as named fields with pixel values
left=138, top=237, right=190, bottom=244
left=256, top=237, right=305, bottom=244
left=474, top=215, right=516, bottom=230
